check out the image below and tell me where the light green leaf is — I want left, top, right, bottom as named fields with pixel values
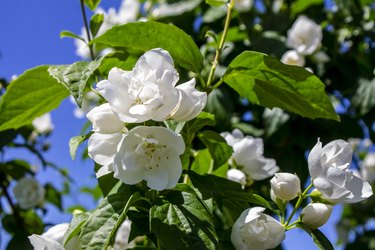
left=185, top=112, right=215, bottom=134
left=297, top=222, right=334, bottom=250
left=84, top=0, right=101, bottom=11
left=91, top=21, right=203, bottom=73
left=150, top=184, right=219, bottom=250
left=69, top=132, right=93, bottom=160
left=98, top=51, right=134, bottom=76
left=90, top=13, right=104, bottom=37
left=291, top=0, right=324, bottom=17
left=205, top=0, right=228, bottom=7
left=223, top=51, right=339, bottom=121
left=60, top=30, right=85, bottom=42
left=48, top=58, right=103, bottom=107
left=63, top=212, right=90, bottom=246
left=351, top=78, right=375, bottom=115
left=79, top=193, right=140, bottom=250
left=197, top=130, right=232, bottom=169
left=0, top=66, right=69, bottom=132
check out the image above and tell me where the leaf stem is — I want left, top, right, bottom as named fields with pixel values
left=80, top=0, right=95, bottom=60
left=284, top=183, right=314, bottom=226
left=0, top=179, right=23, bottom=227
left=206, top=0, right=235, bottom=89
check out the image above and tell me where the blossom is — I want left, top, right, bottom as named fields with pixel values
left=114, top=219, right=134, bottom=250
left=301, top=203, right=332, bottom=229
left=29, top=223, right=79, bottom=250
left=169, top=79, right=207, bottom=122
left=234, top=0, right=253, bottom=12
left=287, top=15, right=322, bottom=55
left=221, top=129, right=279, bottom=181
left=13, top=177, right=45, bottom=209
left=270, top=173, right=301, bottom=201
left=227, top=168, right=247, bottom=186
left=361, top=152, right=375, bottom=183
left=231, top=207, right=285, bottom=250
left=280, top=50, right=305, bottom=67
left=308, top=139, right=373, bottom=203
left=32, top=113, right=54, bottom=134
left=86, top=104, right=126, bottom=172
left=113, top=126, right=185, bottom=190
left=97, top=48, right=204, bottom=123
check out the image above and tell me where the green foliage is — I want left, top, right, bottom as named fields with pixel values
left=84, top=0, right=101, bottom=11
left=0, top=66, right=69, bottom=132
left=48, top=58, right=103, bottom=107
left=150, top=184, right=219, bottom=249
left=205, top=0, right=227, bottom=7
left=223, top=51, right=340, bottom=121
left=290, top=0, right=324, bottom=17
left=44, top=183, right=63, bottom=210
left=69, top=132, right=93, bottom=160
left=351, top=78, right=375, bottom=115
left=63, top=211, right=90, bottom=246
left=90, top=13, right=104, bottom=37
left=60, top=30, right=85, bottom=41
left=91, top=21, right=204, bottom=73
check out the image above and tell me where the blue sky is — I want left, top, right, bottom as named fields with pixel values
left=0, top=1, right=342, bottom=249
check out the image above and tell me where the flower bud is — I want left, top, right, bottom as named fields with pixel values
left=226, top=168, right=247, bottom=186
left=13, top=177, right=45, bottom=209
left=270, top=173, right=301, bottom=201
left=301, top=203, right=332, bottom=229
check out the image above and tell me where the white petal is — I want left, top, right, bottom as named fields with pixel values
left=308, top=139, right=323, bottom=178
left=137, top=48, right=175, bottom=80
left=313, top=177, right=351, bottom=202
left=144, top=167, right=169, bottom=191
left=242, top=158, right=279, bottom=180
left=29, top=234, right=65, bottom=250
left=281, top=50, right=305, bottom=67
left=162, top=154, right=183, bottom=189
left=342, top=174, right=373, bottom=203
left=322, top=139, right=353, bottom=168
left=88, top=132, right=123, bottom=166
left=86, top=103, right=124, bottom=134
left=96, top=165, right=114, bottom=178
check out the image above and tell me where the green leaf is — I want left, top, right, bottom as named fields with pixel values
left=152, top=0, right=202, bottom=18
left=205, top=0, right=228, bottom=7
left=69, top=132, right=93, bottom=160
left=297, top=222, right=334, bottom=250
left=79, top=193, right=139, bottom=250
left=48, top=58, right=103, bottom=107
left=44, top=183, right=62, bottom=210
left=185, top=112, right=215, bottom=134
left=223, top=51, right=339, bottom=121
left=0, top=66, right=69, bottom=132
left=63, top=212, right=90, bottom=246
left=150, top=184, right=219, bottom=250
left=188, top=171, right=273, bottom=210
left=0, top=160, right=33, bottom=180
left=90, top=13, right=104, bottom=37
left=351, top=78, right=375, bottom=115
left=98, top=51, right=134, bottom=76
left=60, top=30, right=85, bottom=42
left=84, top=0, right=101, bottom=11
left=91, top=21, right=203, bottom=73
left=291, top=0, right=323, bottom=17
left=197, top=130, right=232, bottom=169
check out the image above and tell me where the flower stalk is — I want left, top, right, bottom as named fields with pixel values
left=80, top=0, right=95, bottom=60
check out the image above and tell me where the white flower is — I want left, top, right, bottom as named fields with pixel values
left=32, top=113, right=54, bottom=134
left=97, top=49, right=187, bottom=123
left=287, top=15, right=322, bottom=55
left=114, top=219, right=134, bottom=250
left=29, top=223, right=79, bottom=250
left=281, top=50, right=305, bottom=67
left=231, top=207, right=285, bottom=250
left=222, top=129, right=279, bottom=181
left=113, top=126, right=185, bottom=190
left=361, top=152, right=375, bottom=183
left=151, top=0, right=201, bottom=18
left=227, top=168, right=247, bottom=186
left=234, top=0, right=253, bottom=12
left=308, top=139, right=373, bottom=203
left=301, top=203, right=332, bottom=229
left=270, top=173, right=301, bottom=201
left=13, top=177, right=45, bottom=209
left=169, top=79, right=207, bottom=122
left=87, top=104, right=127, bottom=168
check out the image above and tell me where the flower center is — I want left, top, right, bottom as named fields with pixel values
left=135, top=137, right=168, bottom=170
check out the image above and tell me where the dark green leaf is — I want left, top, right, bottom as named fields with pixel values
left=291, top=0, right=324, bottom=17
left=90, top=13, right=104, bottom=37
left=223, top=51, right=339, bottom=121
left=297, top=222, right=334, bottom=250
left=44, top=183, right=62, bottom=210
left=91, top=21, right=203, bottom=73
left=351, top=78, right=375, bottom=115
left=197, top=130, right=232, bottom=169
left=79, top=193, right=139, bottom=250
left=0, top=66, right=69, bottom=132
left=98, top=51, right=134, bottom=76
left=63, top=211, right=90, bottom=246
left=48, top=58, right=103, bottom=107
left=150, top=184, right=219, bottom=250
left=69, top=132, right=93, bottom=160
left=84, top=0, right=101, bottom=11
left=186, top=112, right=215, bottom=134
left=6, top=233, right=32, bottom=250
left=60, top=30, right=85, bottom=42
left=0, top=160, right=33, bottom=180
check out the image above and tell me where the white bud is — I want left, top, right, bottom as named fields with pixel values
left=270, top=173, right=301, bottom=201
left=301, top=203, right=332, bottom=229
left=226, top=169, right=247, bottom=186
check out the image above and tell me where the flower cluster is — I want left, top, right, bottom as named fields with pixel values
left=13, top=177, right=45, bottom=209
left=230, top=138, right=373, bottom=249
left=87, top=48, right=206, bottom=191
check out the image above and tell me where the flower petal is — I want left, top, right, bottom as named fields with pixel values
left=308, top=139, right=323, bottom=178
left=341, top=174, right=373, bottom=203
left=144, top=167, right=169, bottom=191
left=88, top=132, right=123, bottom=166
left=313, top=177, right=351, bottom=202
left=86, top=103, right=124, bottom=134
